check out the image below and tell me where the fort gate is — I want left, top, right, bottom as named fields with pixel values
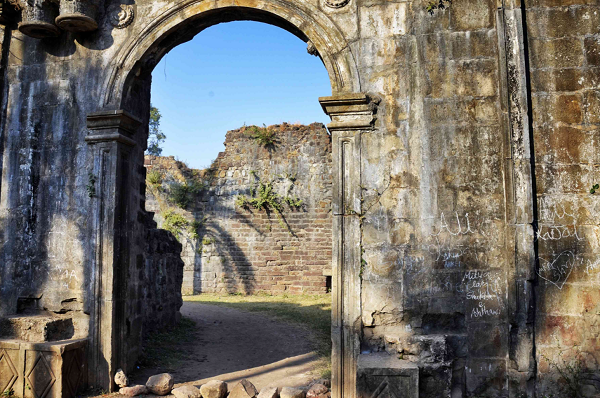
left=0, top=0, right=599, bottom=397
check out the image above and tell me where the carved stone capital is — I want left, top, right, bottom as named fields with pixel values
left=86, top=110, right=141, bottom=146
left=319, top=93, right=377, bottom=131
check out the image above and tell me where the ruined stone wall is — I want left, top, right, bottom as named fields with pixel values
left=355, top=2, right=514, bottom=396
left=141, top=217, right=184, bottom=335
left=0, top=0, right=600, bottom=395
left=144, top=123, right=332, bottom=295
left=526, top=1, right=600, bottom=395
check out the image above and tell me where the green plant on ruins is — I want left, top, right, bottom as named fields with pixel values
left=236, top=180, right=286, bottom=229
left=168, top=180, right=204, bottom=209
left=189, top=217, right=207, bottom=240
left=235, top=173, right=305, bottom=232
left=147, top=169, right=163, bottom=186
left=425, top=0, right=451, bottom=14
left=162, top=210, right=190, bottom=239
left=245, top=125, right=279, bottom=149
left=283, top=195, right=303, bottom=208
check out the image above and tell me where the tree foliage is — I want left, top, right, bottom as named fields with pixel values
left=147, top=105, right=166, bottom=156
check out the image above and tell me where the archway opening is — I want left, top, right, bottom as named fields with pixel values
left=125, top=19, right=335, bottom=391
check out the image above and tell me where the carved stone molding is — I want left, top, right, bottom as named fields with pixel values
left=107, top=3, right=133, bottom=29
left=319, top=93, right=377, bottom=132
left=86, top=109, right=141, bottom=145
left=18, top=0, right=61, bottom=39
left=320, top=93, right=376, bottom=398
left=56, top=0, right=102, bottom=32
left=324, top=0, right=350, bottom=9
left=0, top=339, right=87, bottom=398
left=85, top=109, right=140, bottom=389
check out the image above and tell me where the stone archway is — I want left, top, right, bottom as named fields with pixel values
left=84, top=3, right=376, bottom=397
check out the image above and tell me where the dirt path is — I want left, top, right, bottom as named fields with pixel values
left=127, top=301, right=322, bottom=390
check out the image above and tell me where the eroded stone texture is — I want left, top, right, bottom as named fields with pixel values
left=0, top=0, right=599, bottom=396
left=145, top=123, right=332, bottom=295
left=527, top=1, right=600, bottom=396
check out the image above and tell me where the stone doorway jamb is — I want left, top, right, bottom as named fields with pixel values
left=85, top=110, right=141, bottom=390
left=320, top=93, right=376, bottom=398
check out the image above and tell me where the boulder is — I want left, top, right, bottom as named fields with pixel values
left=172, top=385, right=202, bottom=398
left=280, top=387, right=305, bottom=398
left=199, top=380, right=228, bottom=398
left=119, top=385, right=148, bottom=396
left=146, top=373, right=175, bottom=396
left=257, top=386, right=279, bottom=398
left=306, top=383, right=329, bottom=398
left=229, top=379, right=258, bottom=398
left=115, top=368, right=129, bottom=388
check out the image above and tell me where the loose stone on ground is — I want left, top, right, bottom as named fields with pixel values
left=229, top=379, right=259, bottom=398
left=120, top=385, right=149, bottom=397
left=306, top=383, right=329, bottom=398
left=115, top=368, right=130, bottom=388
left=257, top=387, right=279, bottom=398
left=147, top=373, right=175, bottom=396
left=199, top=380, right=228, bottom=398
left=172, top=385, right=202, bottom=398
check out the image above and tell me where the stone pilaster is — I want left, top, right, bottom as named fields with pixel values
left=496, top=4, right=537, bottom=396
left=85, top=110, right=140, bottom=391
left=320, top=94, right=375, bottom=398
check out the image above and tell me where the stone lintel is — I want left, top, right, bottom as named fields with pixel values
left=87, top=110, right=142, bottom=136
left=319, top=93, right=375, bottom=131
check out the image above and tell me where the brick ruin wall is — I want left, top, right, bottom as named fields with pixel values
left=144, top=123, right=332, bottom=295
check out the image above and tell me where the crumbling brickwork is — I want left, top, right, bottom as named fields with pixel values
left=144, top=123, right=332, bottom=295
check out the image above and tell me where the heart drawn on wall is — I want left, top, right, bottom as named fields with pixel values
left=537, top=250, right=576, bottom=289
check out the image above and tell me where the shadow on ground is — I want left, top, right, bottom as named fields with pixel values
left=128, top=299, right=331, bottom=387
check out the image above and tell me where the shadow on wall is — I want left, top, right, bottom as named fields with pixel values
left=143, top=125, right=331, bottom=297
left=194, top=216, right=257, bottom=295
left=534, top=228, right=600, bottom=398
left=0, top=30, right=104, bottom=322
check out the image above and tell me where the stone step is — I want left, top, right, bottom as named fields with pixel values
left=0, top=315, right=74, bottom=342
left=0, top=338, right=87, bottom=398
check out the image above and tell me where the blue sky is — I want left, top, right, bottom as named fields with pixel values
left=150, top=21, right=332, bottom=169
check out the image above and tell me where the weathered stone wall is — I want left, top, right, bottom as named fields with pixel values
left=144, top=123, right=332, bottom=295
left=527, top=1, right=600, bottom=396
left=141, top=217, right=184, bottom=335
left=1, top=0, right=600, bottom=395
